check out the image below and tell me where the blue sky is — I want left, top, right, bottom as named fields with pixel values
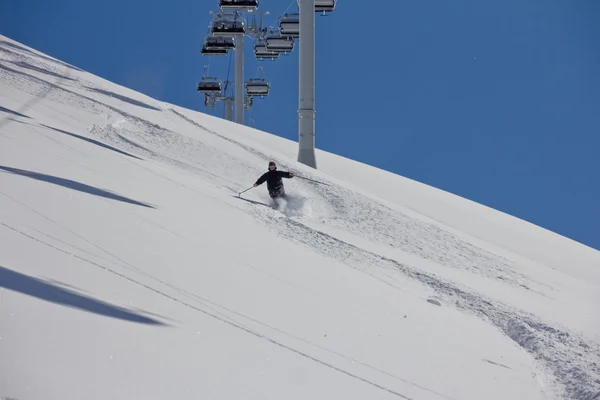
left=1, top=0, right=599, bottom=250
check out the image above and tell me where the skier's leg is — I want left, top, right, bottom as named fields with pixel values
left=268, top=191, right=278, bottom=207
left=269, top=189, right=287, bottom=210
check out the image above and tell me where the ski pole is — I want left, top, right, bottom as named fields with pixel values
left=296, top=175, right=331, bottom=186
left=238, top=186, right=254, bottom=197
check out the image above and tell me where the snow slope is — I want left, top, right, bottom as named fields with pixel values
left=1, top=34, right=599, bottom=400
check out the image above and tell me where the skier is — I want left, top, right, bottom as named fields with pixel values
left=253, top=161, right=295, bottom=200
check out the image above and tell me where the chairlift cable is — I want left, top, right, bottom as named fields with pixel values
left=264, top=0, right=296, bottom=31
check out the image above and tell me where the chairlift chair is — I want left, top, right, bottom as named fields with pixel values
left=254, top=40, right=279, bottom=60
left=211, top=17, right=246, bottom=36
left=254, top=41, right=269, bottom=53
left=201, top=43, right=228, bottom=56
left=204, top=36, right=235, bottom=51
left=198, top=66, right=223, bottom=94
left=265, top=33, right=294, bottom=53
left=245, top=67, right=270, bottom=97
left=315, top=0, right=336, bottom=12
left=246, top=78, right=270, bottom=97
left=279, top=13, right=299, bottom=37
left=255, top=50, right=280, bottom=60
left=197, top=77, right=223, bottom=93
left=219, top=0, right=259, bottom=11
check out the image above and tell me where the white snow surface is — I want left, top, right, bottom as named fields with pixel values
left=1, top=35, right=599, bottom=400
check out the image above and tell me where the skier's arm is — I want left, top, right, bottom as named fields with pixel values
left=254, top=173, right=268, bottom=186
left=278, top=171, right=295, bottom=178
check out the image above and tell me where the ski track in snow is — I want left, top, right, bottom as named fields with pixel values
left=2, top=38, right=599, bottom=400
left=252, top=203, right=600, bottom=400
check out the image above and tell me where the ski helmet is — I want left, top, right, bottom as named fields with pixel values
left=268, top=161, right=276, bottom=170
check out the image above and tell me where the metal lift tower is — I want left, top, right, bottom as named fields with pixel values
left=297, top=0, right=317, bottom=168
left=234, top=34, right=244, bottom=124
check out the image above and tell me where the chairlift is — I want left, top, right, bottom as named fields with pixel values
left=279, top=13, right=299, bottom=37
left=245, top=68, right=270, bottom=97
left=246, top=79, right=270, bottom=97
left=254, top=41, right=269, bottom=53
left=255, top=50, right=279, bottom=60
left=211, top=16, right=246, bottom=36
left=197, top=78, right=222, bottom=93
left=197, top=66, right=223, bottom=94
left=204, top=36, right=235, bottom=51
left=265, top=33, right=294, bottom=53
left=315, top=0, right=336, bottom=12
left=253, top=40, right=279, bottom=60
left=201, top=44, right=228, bottom=56
left=219, top=0, right=259, bottom=11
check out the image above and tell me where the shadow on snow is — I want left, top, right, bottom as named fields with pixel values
left=10, top=60, right=76, bottom=81
left=0, top=265, right=165, bottom=325
left=0, top=105, right=31, bottom=119
left=84, top=86, right=161, bottom=111
left=0, top=166, right=155, bottom=209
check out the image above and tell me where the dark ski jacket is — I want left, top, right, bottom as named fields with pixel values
left=255, top=170, right=293, bottom=196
